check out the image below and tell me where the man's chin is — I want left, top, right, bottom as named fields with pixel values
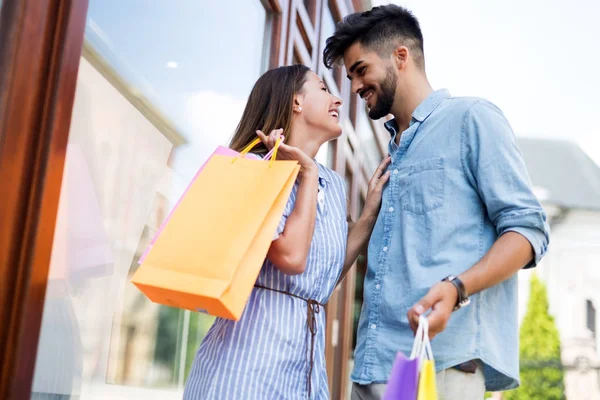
left=368, top=106, right=390, bottom=120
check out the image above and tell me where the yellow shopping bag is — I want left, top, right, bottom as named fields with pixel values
left=413, top=316, right=438, bottom=400
left=417, top=359, right=438, bottom=400
left=132, top=137, right=299, bottom=320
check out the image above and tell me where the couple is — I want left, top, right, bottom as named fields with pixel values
left=184, top=5, right=549, bottom=400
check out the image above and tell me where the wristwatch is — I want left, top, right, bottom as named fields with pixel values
left=442, top=275, right=470, bottom=311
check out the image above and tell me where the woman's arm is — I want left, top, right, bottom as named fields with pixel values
left=256, top=129, right=320, bottom=275
left=267, top=166, right=319, bottom=275
left=338, top=156, right=391, bottom=285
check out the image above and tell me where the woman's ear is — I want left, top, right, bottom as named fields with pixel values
left=293, top=96, right=303, bottom=113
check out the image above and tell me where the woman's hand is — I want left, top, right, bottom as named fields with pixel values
left=258, top=128, right=319, bottom=275
left=361, top=155, right=392, bottom=222
left=256, top=129, right=316, bottom=175
left=336, top=156, right=391, bottom=286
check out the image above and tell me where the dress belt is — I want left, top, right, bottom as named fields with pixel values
left=254, top=284, right=324, bottom=398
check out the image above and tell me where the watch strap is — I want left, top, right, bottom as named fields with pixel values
left=443, top=275, right=470, bottom=310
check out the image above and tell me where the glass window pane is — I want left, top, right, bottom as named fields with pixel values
left=356, top=105, right=382, bottom=175
left=303, top=0, right=316, bottom=24
left=320, top=5, right=343, bottom=89
left=32, top=1, right=269, bottom=398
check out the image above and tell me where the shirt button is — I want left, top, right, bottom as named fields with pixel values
left=388, top=207, right=394, bottom=213
left=393, top=169, right=399, bottom=174
left=371, top=324, right=377, bottom=330
left=383, top=246, right=388, bottom=252
left=375, top=284, right=381, bottom=290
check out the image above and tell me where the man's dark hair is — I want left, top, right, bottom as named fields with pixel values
left=323, top=4, right=425, bottom=70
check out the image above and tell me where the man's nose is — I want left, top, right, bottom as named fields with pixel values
left=351, top=80, right=363, bottom=96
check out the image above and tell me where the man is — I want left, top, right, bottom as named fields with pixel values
left=324, top=4, right=550, bottom=399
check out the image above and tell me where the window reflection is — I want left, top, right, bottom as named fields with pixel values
left=32, top=1, right=270, bottom=398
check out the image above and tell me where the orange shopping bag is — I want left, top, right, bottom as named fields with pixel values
left=132, top=137, right=299, bottom=320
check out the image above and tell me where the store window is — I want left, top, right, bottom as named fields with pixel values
left=303, top=0, right=317, bottom=25
left=320, top=2, right=343, bottom=91
left=31, top=1, right=271, bottom=399
left=356, top=105, right=384, bottom=175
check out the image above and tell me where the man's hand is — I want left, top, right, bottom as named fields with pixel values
left=408, top=281, right=458, bottom=339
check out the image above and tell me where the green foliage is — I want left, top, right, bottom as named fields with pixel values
left=154, top=306, right=215, bottom=383
left=504, top=274, right=565, bottom=400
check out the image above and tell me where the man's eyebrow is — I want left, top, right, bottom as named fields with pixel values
left=349, top=60, right=364, bottom=73
left=347, top=60, right=364, bottom=80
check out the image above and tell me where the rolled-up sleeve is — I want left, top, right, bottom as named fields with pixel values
left=462, top=100, right=550, bottom=267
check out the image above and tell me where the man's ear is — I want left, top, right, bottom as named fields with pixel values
left=393, top=46, right=409, bottom=70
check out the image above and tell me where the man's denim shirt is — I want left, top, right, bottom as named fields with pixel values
left=351, top=89, right=550, bottom=391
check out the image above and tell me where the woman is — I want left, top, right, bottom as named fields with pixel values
left=184, top=64, right=391, bottom=399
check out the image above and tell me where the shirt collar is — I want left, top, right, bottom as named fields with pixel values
left=316, top=162, right=330, bottom=186
left=384, top=89, right=451, bottom=136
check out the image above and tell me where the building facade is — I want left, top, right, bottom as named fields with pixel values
left=517, top=137, right=600, bottom=400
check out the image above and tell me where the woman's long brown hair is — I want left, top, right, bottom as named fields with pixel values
left=229, top=64, right=310, bottom=155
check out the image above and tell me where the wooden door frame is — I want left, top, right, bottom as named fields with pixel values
left=0, top=0, right=89, bottom=398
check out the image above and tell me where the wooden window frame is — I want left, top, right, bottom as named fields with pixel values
left=0, top=0, right=89, bottom=398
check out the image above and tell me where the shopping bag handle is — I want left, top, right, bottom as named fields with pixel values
left=410, top=315, right=434, bottom=367
left=262, top=134, right=284, bottom=161
left=234, top=134, right=284, bottom=168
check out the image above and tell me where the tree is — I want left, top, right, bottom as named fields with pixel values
left=154, top=306, right=215, bottom=383
left=504, top=274, right=565, bottom=399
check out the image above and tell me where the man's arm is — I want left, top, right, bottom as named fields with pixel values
left=409, top=231, right=534, bottom=336
left=409, top=100, right=550, bottom=337
left=460, top=232, right=533, bottom=295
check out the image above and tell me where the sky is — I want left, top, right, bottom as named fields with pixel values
left=84, top=0, right=600, bottom=190
left=86, top=0, right=268, bottom=183
left=375, top=0, right=600, bottom=164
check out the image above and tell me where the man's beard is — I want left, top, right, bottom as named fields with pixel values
left=368, top=66, right=397, bottom=120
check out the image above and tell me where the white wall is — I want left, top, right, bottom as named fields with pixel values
left=519, top=210, right=600, bottom=340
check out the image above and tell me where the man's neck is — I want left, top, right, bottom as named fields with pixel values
left=391, top=76, right=433, bottom=135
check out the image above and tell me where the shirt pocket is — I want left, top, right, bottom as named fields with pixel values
left=400, top=157, right=445, bottom=215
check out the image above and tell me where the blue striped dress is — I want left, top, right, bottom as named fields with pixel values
left=183, top=162, right=348, bottom=400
